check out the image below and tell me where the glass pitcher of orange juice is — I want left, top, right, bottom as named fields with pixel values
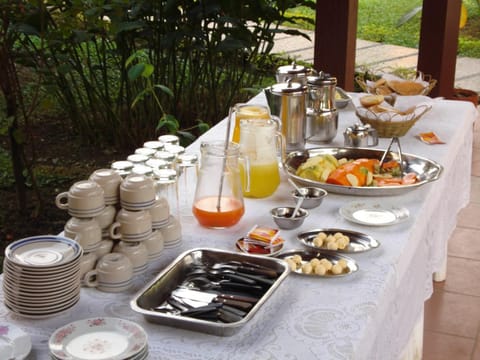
left=192, top=141, right=246, bottom=228
left=239, top=119, right=284, bottom=198
left=231, top=103, right=271, bottom=143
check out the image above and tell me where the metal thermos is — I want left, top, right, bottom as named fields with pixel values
left=275, top=62, right=311, bottom=85
left=305, top=73, right=338, bottom=144
left=264, top=80, right=306, bottom=152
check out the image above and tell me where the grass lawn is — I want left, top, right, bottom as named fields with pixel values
left=285, top=0, right=480, bottom=58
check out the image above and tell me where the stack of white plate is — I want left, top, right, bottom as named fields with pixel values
left=2, top=235, right=82, bottom=319
left=49, top=317, right=149, bottom=359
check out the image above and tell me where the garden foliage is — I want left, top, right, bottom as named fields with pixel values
left=7, top=0, right=313, bottom=147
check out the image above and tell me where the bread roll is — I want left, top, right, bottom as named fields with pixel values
left=387, top=80, right=425, bottom=95
left=360, top=94, right=384, bottom=107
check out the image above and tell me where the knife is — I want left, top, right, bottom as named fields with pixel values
left=214, top=262, right=279, bottom=278
left=173, top=292, right=248, bottom=320
left=173, top=288, right=256, bottom=311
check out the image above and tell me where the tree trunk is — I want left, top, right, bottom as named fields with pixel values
left=0, top=46, right=28, bottom=214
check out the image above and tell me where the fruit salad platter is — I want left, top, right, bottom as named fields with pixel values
left=284, top=147, right=443, bottom=196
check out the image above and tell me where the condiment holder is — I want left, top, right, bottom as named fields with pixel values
left=343, top=123, right=379, bottom=147
left=271, top=207, right=309, bottom=229
left=291, top=187, right=328, bottom=209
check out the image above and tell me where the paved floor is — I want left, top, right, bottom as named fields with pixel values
left=272, top=30, right=480, bottom=93
left=273, top=31, right=480, bottom=358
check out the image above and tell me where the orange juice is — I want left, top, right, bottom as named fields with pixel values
left=240, top=162, right=280, bottom=198
left=232, top=104, right=270, bottom=143
left=193, top=196, right=244, bottom=228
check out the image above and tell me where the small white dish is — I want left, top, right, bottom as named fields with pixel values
left=49, top=317, right=148, bottom=360
left=339, top=201, right=410, bottom=226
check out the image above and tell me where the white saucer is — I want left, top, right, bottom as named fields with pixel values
left=5, top=236, right=82, bottom=268
left=339, top=201, right=410, bottom=226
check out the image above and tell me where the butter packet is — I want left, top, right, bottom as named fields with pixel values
left=418, top=131, right=445, bottom=144
left=247, top=225, right=283, bottom=245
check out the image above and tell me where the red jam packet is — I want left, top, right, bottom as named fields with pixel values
left=236, top=225, right=284, bottom=255
left=418, top=132, right=445, bottom=144
left=247, top=225, right=283, bottom=245
left=236, top=237, right=284, bottom=255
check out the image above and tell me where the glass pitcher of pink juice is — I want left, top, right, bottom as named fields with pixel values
left=239, top=119, right=284, bottom=198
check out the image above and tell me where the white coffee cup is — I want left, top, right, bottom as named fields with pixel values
left=160, top=216, right=182, bottom=248
left=149, top=197, right=170, bottom=228
left=113, top=241, right=148, bottom=275
left=79, top=253, right=98, bottom=281
left=119, top=174, right=156, bottom=210
left=64, top=217, right=102, bottom=251
left=94, top=239, right=114, bottom=259
left=94, top=205, right=117, bottom=230
left=144, top=230, right=164, bottom=259
left=89, top=169, right=123, bottom=205
left=56, top=180, right=105, bottom=217
left=84, top=253, right=133, bottom=292
left=109, top=209, right=152, bottom=241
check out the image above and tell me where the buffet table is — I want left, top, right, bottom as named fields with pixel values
left=0, top=93, right=477, bottom=360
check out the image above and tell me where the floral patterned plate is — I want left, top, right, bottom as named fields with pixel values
left=48, top=317, right=148, bottom=360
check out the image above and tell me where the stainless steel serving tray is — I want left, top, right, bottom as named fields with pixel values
left=283, top=147, right=443, bottom=196
left=297, top=228, right=380, bottom=253
left=277, top=249, right=358, bottom=277
left=130, top=248, right=289, bottom=336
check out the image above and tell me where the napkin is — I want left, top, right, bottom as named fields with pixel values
left=354, top=95, right=433, bottom=122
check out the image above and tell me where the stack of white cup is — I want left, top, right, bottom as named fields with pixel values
left=56, top=171, right=167, bottom=292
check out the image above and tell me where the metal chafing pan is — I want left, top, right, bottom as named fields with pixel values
left=130, top=248, right=289, bottom=336
left=284, top=147, right=443, bottom=196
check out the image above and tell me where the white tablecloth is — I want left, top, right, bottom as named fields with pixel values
left=1, top=94, right=477, bottom=360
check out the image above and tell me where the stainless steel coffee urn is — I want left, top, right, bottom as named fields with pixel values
left=264, top=80, right=306, bottom=152
left=305, top=73, right=338, bottom=144
left=276, top=62, right=311, bottom=85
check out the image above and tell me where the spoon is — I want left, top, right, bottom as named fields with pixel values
left=288, top=178, right=305, bottom=218
left=291, top=196, right=304, bottom=218
left=288, top=178, right=302, bottom=193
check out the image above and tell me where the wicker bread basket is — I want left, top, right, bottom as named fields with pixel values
left=356, top=72, right=437, bottom=96
left=355, top=104, right=432, bottom=137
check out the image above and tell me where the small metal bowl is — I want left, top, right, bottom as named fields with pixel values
left=271, top=207, right=309, bottom=230
left=291, top=187, right=328, bottom=209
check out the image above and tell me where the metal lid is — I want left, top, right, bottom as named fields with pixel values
left=143, top=141, right=165, bottom=150
left=146, top=158, right=171, bottom=170
left=158, top=134, right=180, bottom=145
left=307, top=71, right=337, bottom=87
left=154, top=150, right=177, bottom=162
left=270, top=80, right=305, bottom=95
left=131, top=164, right=153, bottom=176
left=111, top=160, right=134, bottom=171
left=345, top=123, right=372, bottom=133
left=177, top=153, right=199, bottom=167
left=135, top=147, right=157, bottom=157
left=277, top=62, right=309, bottom=76
left=164, top=144, right=185, bottom=156
left=154, top=168, right=177, bottom=184
left=127, top=154, right=149, bottom=164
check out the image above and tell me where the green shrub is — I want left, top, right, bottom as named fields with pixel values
left=11, top=0, right=312, bottom=149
